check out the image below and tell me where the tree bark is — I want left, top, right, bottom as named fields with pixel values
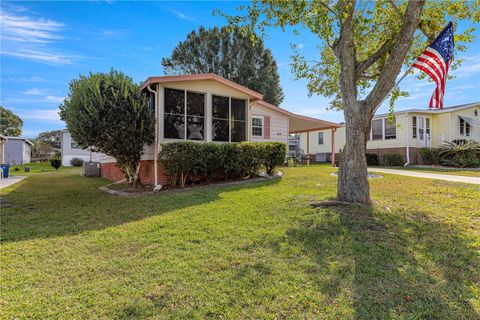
left=337, top=101, right=372, bottom=204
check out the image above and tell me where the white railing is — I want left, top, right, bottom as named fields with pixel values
left=429, top=132, right=480, bottom=148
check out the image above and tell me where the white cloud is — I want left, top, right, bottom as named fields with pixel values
left=18, top=109, right=62, bottom=122
left=297, top=43, right=305, bottom=49
left=0, top=9, right=78, bottom=65
left=169, top=9, right=196, bottom=22
left=45, top=95, right=64, bottom=103
left=24, top=88, right=44, bottom=95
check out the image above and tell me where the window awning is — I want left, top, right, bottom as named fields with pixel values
left=459, top=115, right=480, bottom=126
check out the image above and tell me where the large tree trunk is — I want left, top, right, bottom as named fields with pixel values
left=337, top=101, right=372, bottom=205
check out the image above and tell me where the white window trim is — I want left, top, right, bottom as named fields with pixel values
left=369, top=117, right=397, bottom=141
left=251, top=115, right=264, bottom=137
left=318, top=132, right=324, bottom=145
left=212, top=94, right=248, bottom=143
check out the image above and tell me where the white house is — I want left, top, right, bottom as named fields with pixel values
left=92, top=73, right=340, bottom=185
left=4, top=137, right=33, bottom=165
left=60, top=130, right=91, bottom=166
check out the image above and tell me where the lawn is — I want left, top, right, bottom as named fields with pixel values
left=1, top=165, right=479, bottom=319
left=7, top=162, right=68, bottom=176
left=380, top=166, right=480, bottom=177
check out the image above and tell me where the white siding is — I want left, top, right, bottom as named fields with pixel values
left=300, top=126, right=346, bottom=154
left=250, top=103, right=289, bottom=143
left=90, top=144, right=155, bottom=164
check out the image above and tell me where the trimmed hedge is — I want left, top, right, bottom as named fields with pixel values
left=382, top=153, right=404, bottom=166
left=419, top=148, right=441, bottom=165
left=70, top=157, right=84, bottom=167
left=365, top=153, right=379, bottom=166
left=158, top=142, right=286, bottom=188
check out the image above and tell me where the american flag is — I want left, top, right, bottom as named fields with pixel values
left=412, top=22, right=454, bottom=109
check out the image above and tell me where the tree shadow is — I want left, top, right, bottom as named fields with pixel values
left=286, top=204, right=479, bottom=319
left=1, top=171, right=279, bottom=242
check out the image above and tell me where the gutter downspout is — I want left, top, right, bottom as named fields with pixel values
left=404, top=111, right=410, bottom=167
left=147, top=85, right=161, bottom=190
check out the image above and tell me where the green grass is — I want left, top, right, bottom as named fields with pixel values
left=379, top=166, right=480, bottom=177
left=1, top=165, right=479, bottom=319
left=7, top=162, right=68, bottom=176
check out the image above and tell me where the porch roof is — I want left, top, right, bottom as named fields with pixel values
left=255, top=100, right=341, bottom=133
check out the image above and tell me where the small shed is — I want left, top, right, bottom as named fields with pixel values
left=4, top=137, right=33, bottom=165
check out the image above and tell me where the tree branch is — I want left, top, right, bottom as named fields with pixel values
left=356, top=41, right=392, bottom=77
left=366, top=0, right=425, bottom=112
left=388, top=0, right=434, bottom=42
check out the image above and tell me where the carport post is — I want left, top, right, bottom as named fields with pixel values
left=331, top=128, right=336, bottom=167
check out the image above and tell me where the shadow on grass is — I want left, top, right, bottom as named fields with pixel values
left=1, top=170, right=279, bottom=243
left=287, top=204, right=479, bottom=319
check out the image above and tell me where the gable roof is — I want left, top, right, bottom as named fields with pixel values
left=374, top=102, right=479, bottom=118
left=141, top=73, right=263, bottom=100
left=5, top=136, right=33, bottom=145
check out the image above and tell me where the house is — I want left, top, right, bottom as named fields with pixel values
left=297, top=102, right=480, bottom=164
left=0, top=134, right=7, bottom=164
left=60, top=130, right=91, bottom=166
left=4, top=136, right=33, bottom=165
left=92, top=73, right=340, bottom=185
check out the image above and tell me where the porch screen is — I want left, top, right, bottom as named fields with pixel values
left=212, top=95, right=247, bottom=142
left=164, top=88, right=205, bottom=140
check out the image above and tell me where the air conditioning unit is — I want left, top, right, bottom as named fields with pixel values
left=83, top=162, right=100, bottom=177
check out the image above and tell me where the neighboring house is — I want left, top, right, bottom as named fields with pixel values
left=61, top=130, right=91, bottom=166
left=0, top=134, right=7, bottom=164
left=4, top=137, right=33, bottom=165
left=92, top=73, right=340, bottom=185
left=299, top=102, right=480, bottom=164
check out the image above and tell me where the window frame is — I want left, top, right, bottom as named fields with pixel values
left=318, top=132, right=324, bottom=145
left=459, top=117, right=471, bottom=137
left=211, top=94, right=248, bottom=143
left=251, top=115, right=264, bottom=137
left=369, top=117, right=397, bottom=141
left=164, top=87, right=206, bottom=141
left=370, top=118, right=384, bottom=141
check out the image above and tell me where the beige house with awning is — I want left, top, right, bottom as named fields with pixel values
left=92, top=73, right=340, bottom=185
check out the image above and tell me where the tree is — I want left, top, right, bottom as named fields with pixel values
left=50, top=157, right=62, bottom=170
left=220, top=0, right=479, bottom=204
left=162, top=26, right=284, bottom=106
left=32, top=140, right=54, bottom=162
left=37, top=130, right=62, bottom=149
left=59, top=70, right=155, bottom=186
left=0, top=106, right=23, bottom=136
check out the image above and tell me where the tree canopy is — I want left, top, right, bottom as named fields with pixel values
left=59, top=69, right=155, bottom=186
left=0, top=106, right=23, bottom=136
left=162, top=26, right=284, bottom=106
left=219, top=0, right=479, bottom=204
left=37, top=130, right=62, bottom=149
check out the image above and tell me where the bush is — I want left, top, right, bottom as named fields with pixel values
left=419, top=148, right=441, bottom=165
left=382, top=153, right=404, bottom=166
left=365, top=153, right=379, bottom=166
left=439, top=140, right=480, bottom=168
left=70, top=157, right=84, bottom=167
left=50, top=157, right=62, bottom=170
left=158, top=142, right=286, bottom=187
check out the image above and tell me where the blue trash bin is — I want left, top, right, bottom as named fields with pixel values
left=1, top=164, right=9, bottom=178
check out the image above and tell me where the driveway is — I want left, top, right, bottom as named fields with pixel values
left=0, top=176, right=27, bottom=190
left=368, top=168, right=480, bottom=185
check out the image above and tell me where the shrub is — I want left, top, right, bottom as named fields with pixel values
left=70, top=157, right=84, bottom=167
left=419, top=148, right=441, bottom=165
left=262, top=142, right=287, bottom=175
left=365, top=153, right=379, bottom=166
left=50, top=157, right=62, bottom=170
left=382, top=153, right=404, bottom=166
left=439, top=140, right=480, bottom=168
left=158, top=141, right=286, bottom=187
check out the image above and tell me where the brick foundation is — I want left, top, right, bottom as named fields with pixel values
left=366, top=147, right=423, bottom=164
left=100, top=160, right=170, bottom=185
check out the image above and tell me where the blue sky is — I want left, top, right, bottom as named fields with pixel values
left=1, top=1, right=479, bottom=138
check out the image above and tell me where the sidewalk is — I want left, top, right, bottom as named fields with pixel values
left=0, top=176, right=27, bottom=190
left=367, top=168, right=480, bottom=185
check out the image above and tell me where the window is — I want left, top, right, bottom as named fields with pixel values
left=412, top=116, right=417, bottom=138
left=426, top=118, right=430, bottom=138
left=252, top=116, right=263, bottom=137
left=71, top=139, right=81, bottom=149
left=318, top=132, right=324, bottom=145
left=164, top=88, right=205, bottom=140
left=418, top=117, right=425, bottom=140
left=212, top=95, right=247, bottom=142
left=384, top=118, right=396, bottom=140
left=371, top=119, right=383, bottom=140
left=459, top=117, right=471, bottom=136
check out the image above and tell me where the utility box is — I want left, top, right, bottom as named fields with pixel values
left=83, top=162, right=100, bottom=177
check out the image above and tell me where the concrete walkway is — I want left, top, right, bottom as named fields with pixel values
left=368, top=168, right=480, bottom=185
left=0, top=176, right=26, bottom=190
